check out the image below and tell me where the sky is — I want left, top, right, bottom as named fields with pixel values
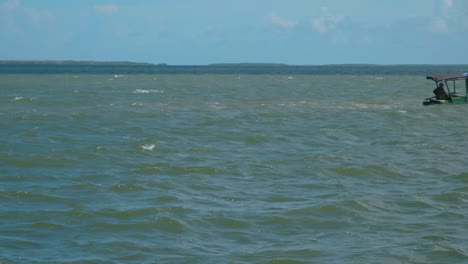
left=1, top=0, right=467, bottom=65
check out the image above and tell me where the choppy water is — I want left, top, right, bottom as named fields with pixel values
left=2, top=74, right=468, bottom=263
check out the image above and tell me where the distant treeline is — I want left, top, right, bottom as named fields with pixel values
left=1, top=61, right=467, bottom=75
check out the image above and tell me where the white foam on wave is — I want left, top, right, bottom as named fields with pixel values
left=207, top=102, right=226, bottom=110
left=351, top=103, right=393, bottom=110
left=133, top=89, right=164, bottom=94
left=11, top=97, right=36, bottom=102
left=141, top=144, right=155, bottom=151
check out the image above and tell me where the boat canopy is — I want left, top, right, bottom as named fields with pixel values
left=426, top=73, right=468, bottom=82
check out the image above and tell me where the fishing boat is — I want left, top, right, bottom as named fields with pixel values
left=423, top=73, right=468, bottom=105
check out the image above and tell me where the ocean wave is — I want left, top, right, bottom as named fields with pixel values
left=132, top=89, right=164, bottom=94
left=139, top=144, right=156, bottom=151
left=91, top=216, right=186, bottom=234
left=10, top=96, right=36, bottom=102
left=201, top=216, right=250, bottom=229
left=0, top=191, right=71, bottom=206
left=5, top=155, right=77, bottom=168
left=206, top=101, right=226, bottom=110
left=5, top=73, right=468, bottom=263
left=109, top=183, right=146, bottom=193
left=30, top=221, right=65, bottom=229
left=232, top=248, right=324, bottom=264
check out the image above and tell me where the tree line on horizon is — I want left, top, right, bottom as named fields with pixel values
left=0, top=61, right=467, bottom=75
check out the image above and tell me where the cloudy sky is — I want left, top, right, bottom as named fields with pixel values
left=1, top=0, right=466, bottom=65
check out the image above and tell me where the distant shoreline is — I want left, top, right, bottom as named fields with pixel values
left=0, top=60, right=155, bottom=66
left=2, top=60, right=468, bottom=66
left=1, top=60, right=467, bottom=75
left=0, top=60, right=379, bottom=67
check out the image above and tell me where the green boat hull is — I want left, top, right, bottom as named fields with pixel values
left=423, top=95, right=468, bottom=106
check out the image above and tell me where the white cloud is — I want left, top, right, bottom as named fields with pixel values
left=269, top=12, right=297, bottom=29
left=425, top=0, right=453, bottom=34
left=93, top=4, right=118, bottom=15
left=428, top=18, right=448, bottom=33
left=313, top=6, right=343, bottom=34
left=442, top=0, right=453, bottom=16
left=24, top=7, right=52, bottom=27
left=1, top=0, right=19, bottom=11
left=443, top=0, right=453, bottom=9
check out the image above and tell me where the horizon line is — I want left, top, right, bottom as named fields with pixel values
left=1, top=60, right=468, bottom=67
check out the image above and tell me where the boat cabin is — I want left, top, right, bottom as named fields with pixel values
left=424, top=73, right=468, bottom=105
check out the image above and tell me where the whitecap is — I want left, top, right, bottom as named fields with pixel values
left=207, top=102, right=226, bottom=110
left=134, top=89, right=149, bottom=94
left=141, top=144, right=155, bottom=151
left=351, top=103, right=393, bottom=110
left=133, top=89, right=164, bottom=94
left=11, top=97, right=36, bottom=102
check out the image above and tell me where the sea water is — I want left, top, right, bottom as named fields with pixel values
left=1, top=73, right=468, bottom=263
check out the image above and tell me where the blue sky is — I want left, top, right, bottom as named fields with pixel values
left=1, top=0, right=466, bottom=65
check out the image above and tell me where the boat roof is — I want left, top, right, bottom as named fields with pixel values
left=426, top=73, right=468, bottom=82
